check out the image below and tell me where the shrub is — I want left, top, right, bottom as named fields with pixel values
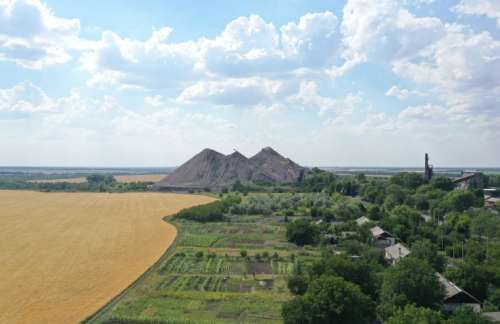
left=286, top=219, right=319, bottom=246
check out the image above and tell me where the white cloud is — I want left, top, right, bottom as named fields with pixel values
left=340, top=0, right=445, bottom=64
left=398, top=103, right=447, bottom=120
left=453, top=0, right=500, bottom=28
left=0, top=0, right=81, bottom=68
left=144, top=95, right=164, bottom=107
left=280, top=11, right=339, bottom=68
left=385, top=85, right=425, bottom=100
left=81, top=28, right=201, bottom=89
left=82, top=12, right=342, bottom=90
left=0, top=81, right=55, bottom=112
left=393, top=25, right=500, bottom=116
left=177, top=78, right=289, bottom=107
left=289, top=80, right=337, bottom=116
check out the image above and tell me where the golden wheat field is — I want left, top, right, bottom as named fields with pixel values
left=29, top=174, right=166, bottom=183
left=0, top=190, right=214, bottom=324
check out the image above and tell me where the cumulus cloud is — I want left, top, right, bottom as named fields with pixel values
left=385, top=85, right=426, bottom=100
left=398, top=103, right=447, bottom=120
left=340, top=0, right=445, bottom=64
left=288, top=81, right=337, bottom=116
left=82, top=12, right=342, bottom=90
left=0, top=81, right=55, bottom=112
left=393, top=25, right=500, bottom=115
left=81, top=27, right=201, bottom=89
left=177, top=77, right=290, bottom=107
left=0, top=0, right=81, bottom=68
left=144, top=95, right=164, bottom=107
left=453, top=0, right=500, bottom=28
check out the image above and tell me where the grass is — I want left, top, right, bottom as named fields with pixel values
left=92, top=213, right=321, bottom=323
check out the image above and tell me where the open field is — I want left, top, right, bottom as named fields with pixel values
left=0, top=190, right=214, bottom=324
left=29, top=174, right=166, bottom=183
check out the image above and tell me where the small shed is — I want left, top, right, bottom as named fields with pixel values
left=438, top=273, right=481, bottom=313
left=384, top=243, right=410, bottom=265
left=356, top=216, right=370, bottom=226
left=483, top=312, right=500, bottom=323
left=370, top=226, right=395, bottom=247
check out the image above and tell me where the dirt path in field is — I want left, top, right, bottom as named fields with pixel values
left=0, top=191, right=214, bottom=324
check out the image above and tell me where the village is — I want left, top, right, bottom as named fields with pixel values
left=315, top=154, right=500, bottom=322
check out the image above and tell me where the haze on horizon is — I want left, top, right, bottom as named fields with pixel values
left=0, top=0, right=499, bottom=168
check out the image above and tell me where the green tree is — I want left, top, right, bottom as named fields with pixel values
left=287, top=274, right=308, bottom=295
left=430, top=176, right=455, bottom=191
left=382, top=205, right=423, bottom=242
left=386, top=304, right=444, bottom=324
left=308, top=255, right=380, bottom=298
left=286, top=219, right=319, bottom=246
left=379, top=257, right=444, bottom=318
left=411, top=239, right=447, bottom=272
left=446, top=261, right=490, bottom=300
left=367, top=205, right=382, bottom=220
left=282, top=275, right=374, bottom=324
left=391, top=172, right=424, bottom=190
left=447, top=306, right=492, bottom=324
left=444, top=190, right=480, bottom=212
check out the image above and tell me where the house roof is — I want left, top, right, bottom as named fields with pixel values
left=437, top=273, right=481, bottom=304
left=385, top=243, right=410, bottom=260
left=356, top=216, right=370, bottom=226
left=453, top=172, right=481, bottom=183
left=370, top=226, right=393, bottom=238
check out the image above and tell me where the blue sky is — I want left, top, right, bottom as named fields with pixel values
left=0, top=0, right=499, bottom=167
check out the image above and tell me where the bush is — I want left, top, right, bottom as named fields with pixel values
left=286, top=219, right=319, bottom=246
left=386, top=304, right=443, bottom=324
left=173, top=201, right=225, bottom=222
left=195, top=251, right=204, bottom=258
left=240, top=250, right=247, bottom=258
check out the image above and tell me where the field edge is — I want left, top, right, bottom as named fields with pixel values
left=81, top=196, right=214, bottom=324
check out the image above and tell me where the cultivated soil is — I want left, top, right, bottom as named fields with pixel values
left=0, top=190, right=214, bottom=324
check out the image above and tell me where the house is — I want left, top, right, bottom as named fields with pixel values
left=356, top=216, right=370, bottom=226
left=453, top=172, right=484, bottom=190
left=370, top=226, right=395, bottom=247
left=322, top=234, right=337, bottom=244
left=421, top=213, right=432, bottom=222
left=384, top=243, right=410, bottom=264
left=438, top=273, right=481, bottom=313
left=485, top=196, right=500, bottom=209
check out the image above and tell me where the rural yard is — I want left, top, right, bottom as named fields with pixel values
left=0, top=190, right=214, bottom=324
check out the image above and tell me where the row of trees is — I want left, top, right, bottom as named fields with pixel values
left=173, top=194, right=241, bottom=222
left=0, top=174, right=152, bottom=192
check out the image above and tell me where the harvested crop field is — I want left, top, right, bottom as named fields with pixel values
left=29, top=174, right=166, bottom=183
left=0, top=190, right=214, bottom=324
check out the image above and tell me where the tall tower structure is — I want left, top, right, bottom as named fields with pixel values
left=424, top=153, right=433, bottom=181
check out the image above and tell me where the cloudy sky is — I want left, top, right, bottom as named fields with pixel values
left=0, top=0, right=499, bottom=167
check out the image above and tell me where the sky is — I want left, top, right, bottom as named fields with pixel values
left=0, top=0, right=499, bottom=167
